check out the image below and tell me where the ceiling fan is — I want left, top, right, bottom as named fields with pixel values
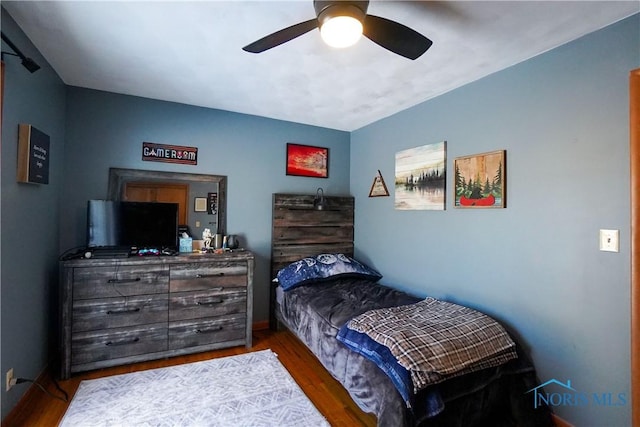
left=242, top=0, right=433, bottom=60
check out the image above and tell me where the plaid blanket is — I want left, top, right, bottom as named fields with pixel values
left=346, top=297, right=517, bottom=392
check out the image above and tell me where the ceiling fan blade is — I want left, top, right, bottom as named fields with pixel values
left=363, top=14, right=433, bottom=60
left=243, top=19, right=318, bottom=53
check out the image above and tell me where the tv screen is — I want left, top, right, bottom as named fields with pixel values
left=87, top=200, right=178, bottom=250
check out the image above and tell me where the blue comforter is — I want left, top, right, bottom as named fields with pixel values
left=276, top=278, right=553, bottom=427
left=336, top=324, right=446, bottom=417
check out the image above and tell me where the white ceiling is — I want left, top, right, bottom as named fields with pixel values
left=3, top=1, right=638, bottom=131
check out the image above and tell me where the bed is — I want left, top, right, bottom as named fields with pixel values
left=270, top=193, right=553, bottom=427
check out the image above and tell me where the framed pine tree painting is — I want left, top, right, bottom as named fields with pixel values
left=454, top=150, right=506, bottom=208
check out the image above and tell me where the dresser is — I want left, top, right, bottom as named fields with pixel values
left=59, top=251, right=254, bottom=379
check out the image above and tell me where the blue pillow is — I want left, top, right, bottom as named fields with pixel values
left=276, top=253, right=382, bottom=291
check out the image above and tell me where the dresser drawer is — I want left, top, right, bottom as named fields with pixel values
left=73, top=265, right=169, bottom=299
left=169, top=289, right=246, bottom=322
left=168, top=314, right=245, bottom=350
left=72, top=323, right=167, bottom=366
left=170, top=262, right=247, bottom=292
left=73, top=295, right=169, bottom=332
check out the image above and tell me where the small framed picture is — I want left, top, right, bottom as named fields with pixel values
left=454, top=150, right=506, bottom=208
left=17, top=124, right=50, bottom=184
left=207, top=192, right=218, bottom=215
left=286, top=143, right=329, bottom=178
left=369, top=170, right=390, bottom=197
left=194, top=197, right=207, bottom=212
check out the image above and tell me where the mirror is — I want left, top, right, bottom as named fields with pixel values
left=107, top=167, right=227, bottom=237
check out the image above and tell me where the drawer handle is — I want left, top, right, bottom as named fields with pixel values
left=197, top=298, right=223, bottom=306
left=195, top=273, right=225, bottom=278
left=106, top=307, right=141, bottom=315
left=196, top=326, right=223, bottom=334
left=107, top=278, right=141, bottom=284
left=106, top=337, right=140, bottom=346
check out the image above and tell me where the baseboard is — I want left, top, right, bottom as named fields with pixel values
left=253, top=320, right=269, bottom=331
left=1, top=365, right=51, bottom=427
left=552, top=413, right=575, bottom=427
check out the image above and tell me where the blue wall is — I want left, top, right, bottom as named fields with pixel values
left=61, top=87, right=351, bottom=322
left=351, top=14, right=639, bottom=426
left=1, top=8, right=67, bottom=419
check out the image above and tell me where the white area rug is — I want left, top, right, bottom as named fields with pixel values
left=59, top=349, right=330, bottom=427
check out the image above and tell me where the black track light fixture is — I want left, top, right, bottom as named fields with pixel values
left=313, top=188, right=327, bottom=211
left=1, top=32, right=40, bottom=73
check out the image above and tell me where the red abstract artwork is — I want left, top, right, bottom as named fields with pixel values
left=286, top=143, right=329, bottom=178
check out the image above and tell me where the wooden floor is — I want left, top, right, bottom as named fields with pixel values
left=2, top=329, right=377, bottom=427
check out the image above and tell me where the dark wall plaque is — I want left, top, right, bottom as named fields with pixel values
left=17, top=124, right=50, bottom=184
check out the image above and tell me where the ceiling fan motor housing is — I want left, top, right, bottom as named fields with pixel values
left=314, top=1, right=369, bottom=25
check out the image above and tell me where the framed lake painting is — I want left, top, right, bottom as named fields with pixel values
left=454, top=150, right=506, bottom=208
left=395, top=141, right=446, bottom=210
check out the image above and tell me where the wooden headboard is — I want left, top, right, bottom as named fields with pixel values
left=270, top=193, right=354, bottom=328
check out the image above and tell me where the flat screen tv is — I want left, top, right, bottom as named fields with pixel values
left=87, top=200, right=178, bottom=250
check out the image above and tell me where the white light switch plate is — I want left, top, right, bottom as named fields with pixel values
left=599, top=229, right=619, bottom=252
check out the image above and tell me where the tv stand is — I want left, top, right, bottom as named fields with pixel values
left=59, top=251, right=254, bottom=379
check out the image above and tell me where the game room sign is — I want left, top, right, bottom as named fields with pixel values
left=142, top=142, right=198, bottom=165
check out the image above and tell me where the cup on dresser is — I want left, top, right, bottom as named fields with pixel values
left=213, top=234, right=223, bottom=249
left=226, top=235, right=239, bottom=249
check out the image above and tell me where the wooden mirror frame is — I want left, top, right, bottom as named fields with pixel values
left=107, top=167, right=227, bottom=234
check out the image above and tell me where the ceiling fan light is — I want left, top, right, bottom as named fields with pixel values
left=317, top=3, right=366, bottom=49
left=320, top=16, right=363, bottom=48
